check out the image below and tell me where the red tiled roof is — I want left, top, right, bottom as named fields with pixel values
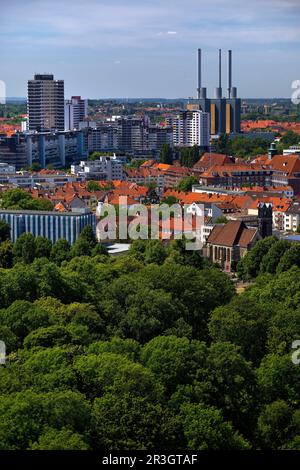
left=207, top=220, right=257, bottom=248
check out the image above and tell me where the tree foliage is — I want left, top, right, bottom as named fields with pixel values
left=0, top=235, right=298, bottom=450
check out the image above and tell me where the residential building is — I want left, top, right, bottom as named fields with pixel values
left=28, top=74, right=65, bottom=131
left=64, top=96, right=88, bottom=130
left=283, top=145, right=300, bottom=156
left=83, top=124, right=118, bottom=152
left=117, top=117, right=148, bottom=151
left=284, top=201, right=300, bottom=232
left=0, top=169, right=84, bottom=188
left=71, top=155, right=124, bottom=181
left=248, top=197, right=291, bottom=231
left=147, top=125, right=173, bottom=151
left=0, top=209, right=96, bottom=244
left=172, top=110, right=210, bottom=148
left=198, top=164, right=273, bottom=188
left=0, top=131, right=87, bottom=169
left=0, top=133, right=28, bottom=169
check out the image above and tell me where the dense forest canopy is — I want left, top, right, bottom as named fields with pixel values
left=0, top=231, right=299, bottom=450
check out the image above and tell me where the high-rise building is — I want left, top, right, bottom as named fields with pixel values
left=147, top=125, right=173, bottom=151
left=27, top=74, right=64, bottom=131
left=172, top=110, right=210, bottom=148
left=64, top=96, right=88, bottom=130
left=117, top=117, right=148, bottom=151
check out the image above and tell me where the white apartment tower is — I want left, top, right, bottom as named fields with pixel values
left=172, top=110, right=210, bottom=148
left=65, top=96, right=88, bottom=131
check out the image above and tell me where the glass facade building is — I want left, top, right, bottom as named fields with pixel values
left=0, top=210, right=96, bottom=244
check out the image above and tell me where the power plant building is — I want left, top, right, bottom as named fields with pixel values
left=187, top=48, right=241, bottom=136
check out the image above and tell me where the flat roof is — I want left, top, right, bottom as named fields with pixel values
left=0, top=209, right=94, bottom=217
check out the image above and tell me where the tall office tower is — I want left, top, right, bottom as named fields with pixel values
left=117, top=117, right=148, bottom=151
left=172, top=110, right=210, bottom=148
left=64, top=96, right=88, bottom=130
left=187, top=49, right=241, bottom=135
left=28, top=74, right=65, bottom=131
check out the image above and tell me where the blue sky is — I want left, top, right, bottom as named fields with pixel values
left=0, top=0, right=300, bottom=98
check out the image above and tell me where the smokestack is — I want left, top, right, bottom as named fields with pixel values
left=228, top=50, right=232, bottom=98
left=197, top=48, right=201, bottom=99
left=219, top=48, right=222, bottom=89
left=214, top=49, right=222, bottom=99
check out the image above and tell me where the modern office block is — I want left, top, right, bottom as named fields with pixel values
left=0, top=209, right=96, bottom=244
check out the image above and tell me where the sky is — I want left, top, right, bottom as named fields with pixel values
left=0, top=0, right=300, bottom=99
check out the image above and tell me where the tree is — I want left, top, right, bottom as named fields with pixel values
left=178, top=146, right=200, bottom=168
left=50, top=239, right=71, bottom=265
left=35, top=236, right=52, bottom=259
left=199, top=342, right=257, bottom=433
left=91, top=243, right=108, bottom=257
left=91, top=393, right=166, bottom=450
left=141, top=336, right=207, bottom=395
left=280, top=130, right=299, bottom=146
left=215, top=215, right=228, bottom=224
left=21, top=347, right=77, bottom=391
left=0, top=220, right=10, bottom=242
left=1, top=188, right=53, bottom=211
left=74, top=352, right=163, bottom=401
left=208, top=294, right=273, bottom=364
left=88, top=338, right=141, bottom=362
left=30, top=427, right=90, bottom=450
left=0, top=240, right=13, bottom=268
left=0, top=390, right=90, bottom=450
left=12, top=232, right=36, bottom=264
left=144, top=240, right=167, bottom=265
left=180, top=404, right=250, bottom=450
left=257, top=400, right=293, bottom=450
left=1, top=300, right=50, bottom=340
left=237, top=236, right=278, bottom=280
left=28, top=162, right=41, bottom=172
left=71, top=239, right=92, bottom=257
left=260, top=239, right=291, bottom=274
left=277, top=243, right=300, bottom=273
left=79, top=225, right=97, bottom=247
left=87, top=181, right=101, bottom=192
left=176, top=176, right=198, bottom=192
left=257, top=353, right=300, bottom=403
left=159, top=143, right=173, bottom=164
left=161, top=195, right=179, bottom=205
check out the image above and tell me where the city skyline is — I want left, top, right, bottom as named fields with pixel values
left=1, top=0, right=300, bottom=99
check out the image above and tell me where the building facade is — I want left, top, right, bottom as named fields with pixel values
left=0, top=209, right=96, bottom=244
left=117, top=117, right=148, bottom=151
left=64, top=96, right=88, bottom=131
left=172, top=110, right=210, bottom=148
left=71, top=155, right=124, bottom=181
left=28, top=74, right=65, bottom=131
